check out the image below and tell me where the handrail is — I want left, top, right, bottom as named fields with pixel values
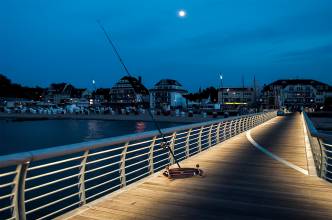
left=303, top=112, right=332, bottom=139
left=0, top=111, right=277, bottom=220
left=302, top=111, right=332, bottom=181
left=0, top=113, right=261, bottom=167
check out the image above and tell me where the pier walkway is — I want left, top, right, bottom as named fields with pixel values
left=60, top=113, right=332, bottom=220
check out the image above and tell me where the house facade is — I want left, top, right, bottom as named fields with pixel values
left=149, top=79, right=188, bottom=110
left=109, top=76, right=149, bottom=108
left=218, top=88, right=255, bottom=106
left=262, top=79, right=332, bottom=109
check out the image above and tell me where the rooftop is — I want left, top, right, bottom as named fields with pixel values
left=263, top=79, right=332, bottom=92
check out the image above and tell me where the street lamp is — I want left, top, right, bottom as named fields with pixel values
left=219, top=73, right=223, bottom=105
left=92, top=80, right=96, bottom=107
left=92, top=80, right=96, bottom=91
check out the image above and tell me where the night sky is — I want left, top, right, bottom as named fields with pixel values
left=1, top=0, right=331, bottom=91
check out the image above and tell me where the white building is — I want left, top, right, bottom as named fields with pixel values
left=262, top=79, right=332, bottom=109
left=149, top=79, right=188, bottom=110
left=218, top=88, right=255, bottom=106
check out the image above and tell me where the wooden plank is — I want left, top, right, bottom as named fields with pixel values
left=59, top=113, right=332, bottom=220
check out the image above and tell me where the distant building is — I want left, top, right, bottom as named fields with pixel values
left=44, top=83, right=73, bottom=104
left=150, top=79, right=188, bottom=110
left=261, top=79, right=332, bottom=109
left=109, top=76, right=149, bottom=108
left=218, top=88, right=255, bottom=107
left=81, top=89, right=92, bottom=100
left=44, top=83, right=90, bottom=105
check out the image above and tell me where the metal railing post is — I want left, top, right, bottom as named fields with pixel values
left=169, top=132, right=176, bottom=165
left=185, top=129, right=192, bottom=158
left=11, top=165, right=21, bottom=220
left=14, top=162, right=29, bottom=220
left=223, top=122, right=228, bottom=140
left=222, top=122, right=227, bottom=140
left=148, top=136, right=156, bottom=174
left=78, top=150, right=89, bottom=205
left=317, top=138, right=326, bottom=178
left=119, top=142, right=128, bottom=188
left=198, top=126, right=204, bottom=152
left=235, top=120, right=240, bottom=135
left=0, top=111, right=282, bottom=220
left=242, top=117, right=248, bottom=131
left=254, top=115, right=257, bottom=126
left=208, top=124, right=213, bottom=148
left=219, top=123, right=223, bottom=142
left=239, top=119, right=243, bottom=133
left=239, top=118, right=244, bottom=133
left=216, top=123, right=221, bottom=144
left=229, top=121, right=233, bottom=138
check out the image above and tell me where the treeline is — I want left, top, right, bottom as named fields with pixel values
left=1, top=73, right=219, bottom=102
left=1, top=74, right=116, bottom=101
left=0, top=74, right=44, bottom=100
left=184, top=87, right=218, bottom=103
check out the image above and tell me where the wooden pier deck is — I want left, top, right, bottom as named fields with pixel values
left=60, top=113, right=332, bottom=220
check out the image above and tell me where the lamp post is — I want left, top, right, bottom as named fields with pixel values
left=92, top=80, right=96, bottom=91
left=219, top=73, right=223, bottom=106
left=92, top=80, right=96, bottom=107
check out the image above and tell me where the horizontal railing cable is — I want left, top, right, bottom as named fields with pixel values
left=0, top=111, right=277, bottom=220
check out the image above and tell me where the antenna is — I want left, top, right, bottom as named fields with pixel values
left=97, top=20, right=181, bottom=168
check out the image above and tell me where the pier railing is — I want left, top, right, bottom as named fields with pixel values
left=303, top=112, right=332, bottom=182
left=0, top=111, right=276, bottom=220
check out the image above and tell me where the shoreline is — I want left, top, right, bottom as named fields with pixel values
left=0, top=112, right=217, bottom=124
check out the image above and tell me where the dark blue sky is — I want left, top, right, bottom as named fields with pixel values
left=1, top=0, right=331, bottom=91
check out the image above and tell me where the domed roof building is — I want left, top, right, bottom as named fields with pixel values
left=150, top=79, right=188, bottom=110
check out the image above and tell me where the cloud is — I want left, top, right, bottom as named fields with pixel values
left=277, top=44, right=332, bottom=62
left=174, top=6, right=332, bottom=53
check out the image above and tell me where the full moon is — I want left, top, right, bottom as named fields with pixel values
left=178, top=10, right=186, bottom=17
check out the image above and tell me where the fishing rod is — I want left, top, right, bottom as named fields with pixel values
left=97, top=20, right=181, bottom=168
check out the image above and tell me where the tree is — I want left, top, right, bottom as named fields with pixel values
left=0, top=74, right=11, bottom=85
left=184, top=87, right=218, bottom=103
left=324, top=97, right=332, bottom=111
left=0, top=74, right=45, bottom=99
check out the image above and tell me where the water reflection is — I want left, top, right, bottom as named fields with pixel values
left=0, top=119, right=181, bottom=155
left=85, top=120, right=104, bottom=141
left=135, top=121, right=146, bottom=133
